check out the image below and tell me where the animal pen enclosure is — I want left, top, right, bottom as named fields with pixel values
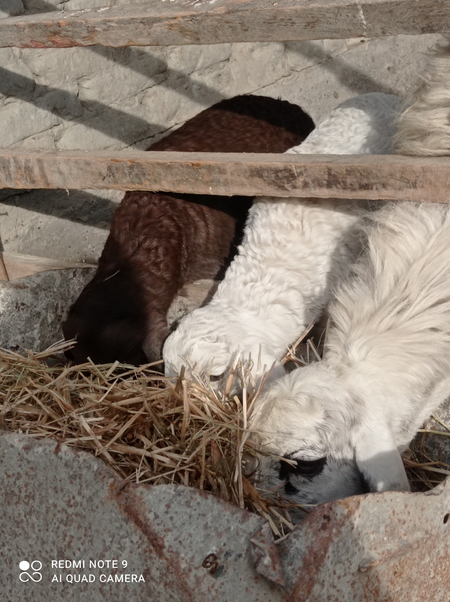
left=1, top=1, right=450, bottom=601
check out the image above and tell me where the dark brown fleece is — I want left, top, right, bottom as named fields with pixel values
left=63, top=95, right=314, bottom=366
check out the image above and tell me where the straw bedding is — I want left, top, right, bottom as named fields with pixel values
left=1, top=328, right=449, bottom=540
left=0, top=340, right=304, bottom=539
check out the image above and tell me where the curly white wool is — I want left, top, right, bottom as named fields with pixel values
left=253, top=39, right=450, bottom=507
left=253, top=201, right=450, bottom=505
left=163, top=93, right=402, bottom=389
left=395, top=36, right=450, bottom=156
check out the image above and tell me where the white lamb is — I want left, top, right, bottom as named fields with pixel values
left=252, top=201, right=450, bottom=505
left=395, top=36, right=450, bottom=156
left=163, top=93, right=402, bottom=389
left=252, top=39, right=450, bottom=505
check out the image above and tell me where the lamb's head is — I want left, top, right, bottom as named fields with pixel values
left=251, top=362, right=410, bottom=506
left=163, top=306, right=285, bottom=392
left=63, top=268, right=149, bottom=366
left=252, top=363, right=352, bottom=460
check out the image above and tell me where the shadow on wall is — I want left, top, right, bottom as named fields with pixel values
left=0, top=0, right=400, bottom=142
left=0, top=189, right=120, bottom=229
left=0, top=0, right=398, bottom=226
left=288, top=41, right=398, bottom=97
left=0, top=46, right=227, bottom=148
left=0, top=66, right=163, bottom=146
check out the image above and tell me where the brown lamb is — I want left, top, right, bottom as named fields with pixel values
left=63, top=95, right=314, bottom=366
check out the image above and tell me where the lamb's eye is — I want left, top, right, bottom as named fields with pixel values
left=209, top=373, right=224, bottom=383
left=279, top=455, right=327, bottom=480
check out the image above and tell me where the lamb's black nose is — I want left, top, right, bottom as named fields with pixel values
left=279, top=455, right=327, bottom=480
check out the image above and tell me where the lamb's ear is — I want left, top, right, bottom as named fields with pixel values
left=353, top=425, right=410, bottom=493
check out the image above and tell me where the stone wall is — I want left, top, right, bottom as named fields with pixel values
left=0, top=1, right=443, bottom=263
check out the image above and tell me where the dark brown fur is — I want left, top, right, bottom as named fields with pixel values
left=63, top=95, right=314, bottom=366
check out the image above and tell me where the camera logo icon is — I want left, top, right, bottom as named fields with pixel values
left=19, top=560, right=42, bottom=583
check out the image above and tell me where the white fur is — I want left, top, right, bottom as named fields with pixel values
left=395, top=36, right=450, bottom=155
left=253, top=202, right=450, bottom=505
left=163, top=93, right=402, bottom=389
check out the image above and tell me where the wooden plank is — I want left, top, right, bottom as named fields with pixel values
left=0, top=251, right=96, bottom=281
left=0, top=149, right=450, bottom=203
left=0, top=255, right=9, bottom=282
left=0, top=0, right=449, bottom=48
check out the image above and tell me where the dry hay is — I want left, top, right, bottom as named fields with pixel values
left=1, top=322, right=449, bottom=541
left=0, top=340, right=307, bottom=540
left=405, top=413, right=450, bottom=492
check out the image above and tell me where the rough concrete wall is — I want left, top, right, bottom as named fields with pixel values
left=0, top=30, right=442, bottom=262
left=0, top=267, right=95, bottom=351
left=0, top=1, right=442, bottom=261
left=0, top=2, right=444, bottom=351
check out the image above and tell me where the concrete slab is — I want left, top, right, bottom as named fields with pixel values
left=2, top=432, right=450, bottom=601
left=0, top=433, right=281, bottom=602
left=0, top=267, right=94, bottom=351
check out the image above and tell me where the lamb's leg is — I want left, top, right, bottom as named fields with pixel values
left=353, top=424, right=410, bottom=493
left=142, top=314, right=170, bottom=365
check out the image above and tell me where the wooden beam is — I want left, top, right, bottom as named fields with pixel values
left=0, top=251, right=95, bottom=281
left=0, top=255, right=9, bottom=282
left=0, top=149, right=450, bottom=203
left=0, top=0, right=449, bottom=48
